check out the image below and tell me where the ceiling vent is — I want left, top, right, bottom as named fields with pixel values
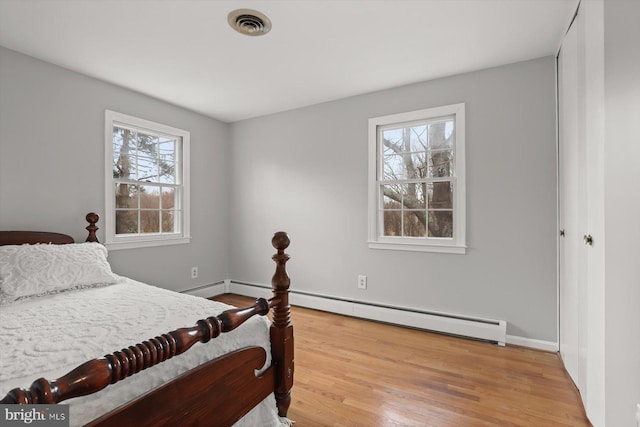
left=228, top=9, right=272, bottom=36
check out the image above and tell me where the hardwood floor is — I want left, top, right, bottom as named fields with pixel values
left=214, top=294, right=591, bottom=427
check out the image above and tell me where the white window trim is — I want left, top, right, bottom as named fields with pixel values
left=368, top=103, right=466, bottom=254
left=105, top=110, right=191, bottom=250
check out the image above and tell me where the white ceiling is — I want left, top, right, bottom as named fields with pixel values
left=0, top=0, right=577, bottom=123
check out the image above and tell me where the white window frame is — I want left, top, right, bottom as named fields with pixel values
left=368, top=103, right=466, bottom=254
left=105, top=110, right=191, bottom=250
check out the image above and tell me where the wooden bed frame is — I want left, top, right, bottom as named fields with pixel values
left=0, top=213, right=294, bottom=427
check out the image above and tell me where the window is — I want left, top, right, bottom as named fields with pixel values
left=105, top=110, right=190, bottom=249
left=368, top=103, right=466, bottom=254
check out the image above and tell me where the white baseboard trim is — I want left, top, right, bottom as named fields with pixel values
left=226, top=281, right=559, bottom=352
left=181, top=281, right=227, bottom=298
left=179, top=281, right=556, bottom=352
left=228, top=281, right=507, bottom=346
left=505, top=335, right=559, bottom=352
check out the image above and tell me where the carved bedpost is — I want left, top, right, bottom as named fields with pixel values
left=270, top=232, right=294, bottom=417
left=85, top=212, right=99, bottom=243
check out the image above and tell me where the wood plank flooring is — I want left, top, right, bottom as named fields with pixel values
left=214, top=294, right=591, bottom=427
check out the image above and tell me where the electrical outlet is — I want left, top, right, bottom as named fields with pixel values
left=191, top=266, right=198, bottom=279
left=357, top=275, right=367, bottom=289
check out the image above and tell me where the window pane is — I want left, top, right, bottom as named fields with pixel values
left=382, top=128, right=403, bottom=148
left=381, top=184, right=402, bottom=208
left=403, top=211, right=426, bottom=237
left=428, top=182, right=453, bottom=209
left=382, top=142, right=395, bottom=156
left=382, top=210, right=402, bottom=236
left=113, top=127, right=136, bottom=166
left=137, top=156, right=159, bottom=182
left=428, top=150, right=454, bottom=177
left=113, top=154, right=129, bottom=178
left=158, top=162, right=176, bottom=184
left=158, top=137, right=176, bottom=163
left=116, top=210, right=138, bottom=234
left=382, top=154, right=406, bottom=180
left=140, top=185, right=160, bottom=209
left=411, top=152, right=427, bottom=178
left=115, top=184, right=138, bottom=209
left=428, top=211, right=453, bottom=238
left=140, top=210, right=159, bottom=233
left=402, top=152, right=425, bottom=180
left=428, top=120, right=454, bottom=149
left=382, top=194, right=401, bottom=210
left=162, top=210, right=175, bottom=233
left=408, top=125, right=427, bottom=152
left=136, top=133, right=158, bottom=156
left=113, top=153, right=138, bottom=180
left=404, top=183, right=426, bottom=209
left=112, top=125, right=138, bottom=179
left=162, top=187, right=176, bottom=209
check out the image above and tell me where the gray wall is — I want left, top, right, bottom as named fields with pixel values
left=0, top=46, right=229, bottom=291
left=0, top=46, right=558, bottom=342
left=229, top=57, right=558, bottom=341
left=604, top=0, right=640, bottom=424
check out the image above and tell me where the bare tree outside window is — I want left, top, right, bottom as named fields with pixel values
left=113, top=126, right=180, bottom=236
left=380, top=119, right=455, bottom=238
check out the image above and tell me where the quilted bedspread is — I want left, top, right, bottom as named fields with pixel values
left=0, top=278, right=285, bottom=427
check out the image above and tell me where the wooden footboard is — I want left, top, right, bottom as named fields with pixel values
left=0, top=214, right=294, bottom=427
left=87, top=346, right=275, bottom=426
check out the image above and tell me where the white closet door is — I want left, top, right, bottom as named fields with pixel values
left=558, top=17, right=587, bottom=392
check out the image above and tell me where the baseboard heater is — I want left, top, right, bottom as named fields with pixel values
left=229, top=281, right=507, bottom=346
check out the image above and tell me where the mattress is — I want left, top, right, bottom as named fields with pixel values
left=0, top=277, right=285, bottom=427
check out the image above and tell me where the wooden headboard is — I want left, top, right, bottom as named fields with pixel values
left=0, top=231, right=74, bottom=246
left=0, top=213, right=100, bottom=246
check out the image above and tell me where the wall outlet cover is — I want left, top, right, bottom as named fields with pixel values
left=357, top=275, right=367, bottom=289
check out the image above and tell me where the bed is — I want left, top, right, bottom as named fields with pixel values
left=0, top=213, right=294, bottom=427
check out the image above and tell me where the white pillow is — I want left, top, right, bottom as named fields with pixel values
left=0, top=242, right=120, bottom=305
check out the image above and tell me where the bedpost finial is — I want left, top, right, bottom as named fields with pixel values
left=86, top=212, right=99, bottom=224
left=272, top=232, right=290, bottom=251
left=85, top=212, right=100, bottom=243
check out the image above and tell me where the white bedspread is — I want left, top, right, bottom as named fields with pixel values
left=0, top=278, right=285, bottom=427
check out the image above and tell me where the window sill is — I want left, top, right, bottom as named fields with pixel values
left=368, top=241, right=467, bottom=254
left=106, top=236, right=191, bottom=250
